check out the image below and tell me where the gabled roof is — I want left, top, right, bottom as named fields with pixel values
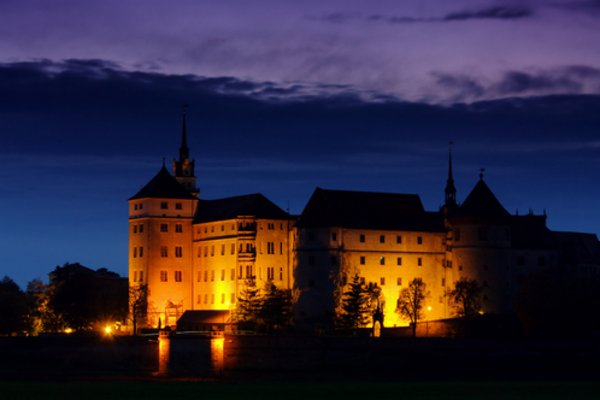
left=454, top=179, right=510, bottom=221
left=195, top=193, right=289, bottom=223
left=129, top=166, right=197, bottom=200
left=297, top=187, right=444, bottom=232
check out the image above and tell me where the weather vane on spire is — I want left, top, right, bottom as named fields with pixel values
left=479, top=168, right=486, bottom=180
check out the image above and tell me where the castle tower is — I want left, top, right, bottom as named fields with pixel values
left=173, top=106, right=199, bottom=197
left=444, top=143, right=457, bottom=210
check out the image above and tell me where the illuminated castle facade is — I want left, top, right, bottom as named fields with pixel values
left=129, top=113, right=600, bottom=329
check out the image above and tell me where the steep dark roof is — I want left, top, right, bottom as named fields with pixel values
left=455, top=179, right=510, bottom=221
left=195, top=193, right=289, bottom=223
left=130, top=166, right=196, bottom=200
left=297, top=187, right=444, bottom=231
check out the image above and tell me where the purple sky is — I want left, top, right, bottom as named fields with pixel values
left=1, top=0, right=600, bottom=287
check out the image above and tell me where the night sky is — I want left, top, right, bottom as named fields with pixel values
left=2, top=0, right=600, bottom=288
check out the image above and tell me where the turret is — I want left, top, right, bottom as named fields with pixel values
left=173, top=106, right=199, bottom=197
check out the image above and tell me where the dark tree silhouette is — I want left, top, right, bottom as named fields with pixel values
left=449, top=277, right=482, bottom=319
left=129, top=283, right=148, bottom=335
left=396, top=278, right=428, bottom=337
left=337, top=274, right=370, bottom=330
left=259, top=282, right=293, bottom=332
left=236, top=278, right=262, bottom=330
left=0, top=276, right=28, bottom=335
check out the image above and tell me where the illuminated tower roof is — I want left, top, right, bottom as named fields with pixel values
left=130, top=165, right=197, bottom=200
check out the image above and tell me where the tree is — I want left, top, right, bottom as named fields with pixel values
left=259, top=282, right=293, bottom=332
left=129, top=283, right=148, bottom=335
left=0, top=276, right=28, bottom=335
left=396, top=278, right=428, bottom=337
left=24, top=279, right=65, bottom=335
left=236, top=278, right=262, bottom=330
left=448, top=277, right=482, bottom=319
left=337, top=274, right=370, bottom=330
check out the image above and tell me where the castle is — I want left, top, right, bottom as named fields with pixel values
left=129, top=111, right=600, bottom=329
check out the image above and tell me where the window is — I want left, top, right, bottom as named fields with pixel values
left=133, top=271, right=138, bottom=282
left=197, top=295, right=202, bottom=305
left=397, top=277, right=402, bottom=286
left=221, top=244, right=225, bottom=256
left=380, top=277, right=385, bottom=286
left=139, top=224, right=144, bottom=233
left=231, top=243, right=235, bottom=255
left=359, top=277, right=365, bottom=285
left=454, top=229, right=461, bottom=241
left=396, top=235, right=402, bottom=244
left=279, top=267, right=283, bottom=281
left=332, top=232, right=337, bottom=241
left=397, top=257, right=402, bottom=266
left=204, top=247, right=208, bottom=257
left=380, top=235, right=385, bottom=243
left=133, top=225, right=137, bottom=234
left=175, top=203, right=182, bottom=210
left=417, top=257, right=422, bottom=266
left=139, top=247, right=143, bottom=257
left=160, top=270, right=168, bottom=282
left=203, top=270, right=208, bottom=282
left=175, top=224, right=183, bottom=233
left=210, top=270, right=215, bottom=282
left=230, top=268, right=235, bottom=280
left=267, top=242, right=275, bottom=254
left=160, top=202, right=168, bottom=209
left=133, top=247, right=137, bottom=258
left=267, top=267, right=274, bottom=280
left=197, top=247, right=201, bottom=258
left=174, top=271, right=182, bottom=282
left=231, top=293, right=236, bottom=304
left=238, top=265, right=243, bottom=279
left=221, top=224, right=225, bottom=231
left=279, top=242, right=283, bottom=254
left=175, top=246, right=182, bottom=258
left=160, top=246, right=168, bottom=257
left=210, top=245, right=214, bottom=256
left=360, top=256, right=366, bottom=265
left=211, top=294, right=215, bottom=305
left=360, top=234, right=365, bottom=243
left=204, top=294, right=208, bottom=304
left=197, top=271, right=201, bottom=282
left=417, top=236, right=423, bottom=245
left=268, top=223, right=274, bottom=230
left=379, top=256, right=385, bottom=266
left=220, top=269, right=225, bottom=281
left=246, top=265, right=253, bottom=278
left=139, top=203, right=143, bottom=210
left=160, top=224, right=168, bottom=232
left=134, top=204, right=138, bottom=211
left=441, top=278, right=446, bottom=287
left=139, top=271, right=144, bottom=283
left=459, top=265, right=463, bottom=271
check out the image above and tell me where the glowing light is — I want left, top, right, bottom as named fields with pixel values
left=103, top=325, right=112, bottom=335
left=478, top=310, right=485, bottom=315
left=64, top=327, right=73, bottom=334
left=426, top=306, right=432, bottom=312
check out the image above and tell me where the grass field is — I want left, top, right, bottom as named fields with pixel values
left=1, top=381, right=599, bottom=400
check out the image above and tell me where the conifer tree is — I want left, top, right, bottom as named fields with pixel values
left=337, top=274, right=369, bottom=330
left=259, top=282, right=293, bottom=332
left=236, top=278, right=261, bottom=330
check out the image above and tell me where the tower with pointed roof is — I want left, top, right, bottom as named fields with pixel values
left=444, top=143, right=457, bottom=210
left=173, top=106, right=199, bottom=197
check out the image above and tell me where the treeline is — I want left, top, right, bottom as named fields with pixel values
left=0, top=263, right=128, bottom=336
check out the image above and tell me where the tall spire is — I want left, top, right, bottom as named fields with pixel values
left=172, top=105, right=199, bottom=197
left=444, top=141, right=457, bottom=208
left=179, top=104, right=189, bottom=160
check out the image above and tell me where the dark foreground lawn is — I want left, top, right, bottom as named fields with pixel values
left=1, top=381, right=599, bottom=400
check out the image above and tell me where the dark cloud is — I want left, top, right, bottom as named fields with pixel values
left=312, top=6, right=533, bottom=25
left=552, top=0, right=600, bottom=14
left=444, top=6, right=533, bottom=21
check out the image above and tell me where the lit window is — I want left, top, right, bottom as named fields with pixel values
left=174, top=271, right=182, bottom=282
left=160, top=224, right=168, bottom=232
left=175, top=246, right=182, bottom=258
left=160, top=270, right=168, bottom=282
